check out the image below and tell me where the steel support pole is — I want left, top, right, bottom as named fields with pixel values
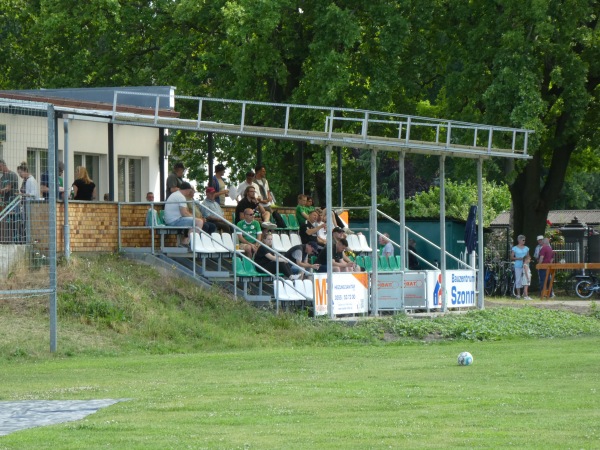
left=477, top=157, right=485, bottom=309
left=399, top=151, right=406, bottom=307
left=370, top=150, right=378, bottom=315
left=63, top=119, right=71, bottom=260
left=439, top=155, right=447, bottom=312
left=325, top=145, right=334, bottom=318
left=48, top=106, right=57, bottom=353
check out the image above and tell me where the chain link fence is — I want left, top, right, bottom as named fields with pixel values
left=0, top=101, right=58, bottom=351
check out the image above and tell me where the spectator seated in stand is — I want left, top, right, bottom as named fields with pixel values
left=201, top=186, right=233, bottom=233
left=254, top=232, right=293, bottom=278
left=234, top=185, right=276, bottom=229
left=299, top=210, right=325, bottom=245
left=182, top=186, right=216, bottom=234
left=164, top=182, right=205, bottom=246
left=284, top=241, right=321, bottom=279
left=236, top=207, right=263, bottom=258
left=316, top=238, right=357, bottom=273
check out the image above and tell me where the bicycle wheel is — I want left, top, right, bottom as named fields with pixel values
left=484, top=271, right=496, bottom=296
left=575, top=280, right=594, bottom=299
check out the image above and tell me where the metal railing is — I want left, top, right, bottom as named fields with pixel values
left=111, top=92, right=534, bottom=159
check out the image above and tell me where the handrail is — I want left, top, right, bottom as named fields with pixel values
left=0, top=195, right=23, bottom=221
left=377, top=208, right=474, bottom=270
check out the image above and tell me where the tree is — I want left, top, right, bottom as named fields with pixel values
left=436, top=0, right=599, bottom=247
left=404, top=180, right=511, bottom=227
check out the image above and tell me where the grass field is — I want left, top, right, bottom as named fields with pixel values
left=1, top=338, right=599, bottom=449
left=1, top=254, right=599, bottom=448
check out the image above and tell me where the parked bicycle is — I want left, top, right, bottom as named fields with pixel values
left=575, top=274, right=600, bottom=299
left=483, top=262, right=497, bottom=296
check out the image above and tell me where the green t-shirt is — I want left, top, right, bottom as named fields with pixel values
left=295, top=205, right=311, bottom=226
left=236, top=219, right=262, bottom=244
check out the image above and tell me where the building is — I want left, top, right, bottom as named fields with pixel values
left=0, top=86, right=177, bottom=202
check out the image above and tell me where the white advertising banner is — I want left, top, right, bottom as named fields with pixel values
left=314, top=272, right=369, bottom=316
left=425, top=269, right=476, bottom=309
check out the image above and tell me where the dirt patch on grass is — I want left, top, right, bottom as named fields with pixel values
left=485, top=298, right=596, bottom=315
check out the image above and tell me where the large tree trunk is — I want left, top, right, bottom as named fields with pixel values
left=510, top=134, right=575, bottom=291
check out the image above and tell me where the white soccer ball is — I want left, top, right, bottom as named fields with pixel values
left=457, top=351, right=473, bottom=366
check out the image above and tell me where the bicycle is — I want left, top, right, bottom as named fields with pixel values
left=483, top=263, right=498, bottom=296
left=496, top=261, right=516, bottom=297
left=575, top=274, right=600, bottom=299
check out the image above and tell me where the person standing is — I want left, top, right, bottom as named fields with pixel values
left=40, top=161, right=64, bottom=200
left=522, top=254, right=532, bottom=300
left=537, top=237, right=555, bottom=297
left=72, top=166, right=96, bottom=201
left=235, top=171, right=256, bottom=202
left=533, top=235, right=544, bottom=261
left=0, top=159, right=19, bottom=205
left=165, top=162, right=185, bottom=200
left=210, top=163, right=229, bottom=206
left=254, top=164, right=274, bottom=211
left=16, top=162, right=40, bottom=199
left=511, top=234, right=530, bottom=299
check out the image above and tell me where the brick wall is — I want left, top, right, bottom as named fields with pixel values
left=29, top=202, right=297, bottom=254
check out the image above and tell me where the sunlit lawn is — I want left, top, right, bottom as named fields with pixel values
left=1, top=337, right=599, bottom=449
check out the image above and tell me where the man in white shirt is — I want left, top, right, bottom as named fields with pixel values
left=164, top=182, right=204, bottom=246
left=254, top=164, right=274, bottom=211
left=235, top=171, right=258, bottom=202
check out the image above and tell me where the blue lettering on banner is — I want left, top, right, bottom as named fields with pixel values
left=451, top=274, right=476, bottom=283
left=451, top=286, right=475, bottom=305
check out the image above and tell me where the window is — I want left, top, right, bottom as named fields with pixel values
left=74, top=153, right=100, bottom=193
left=117, top=157, right=141, bottom=202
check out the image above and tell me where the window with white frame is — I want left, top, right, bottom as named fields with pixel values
left=117, top=157, right=142, bottom=202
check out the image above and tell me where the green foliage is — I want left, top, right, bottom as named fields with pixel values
left=404, top=179, right=511, bottom=226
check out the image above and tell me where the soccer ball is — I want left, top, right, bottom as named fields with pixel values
left=457, top=351, right=473, bottom=366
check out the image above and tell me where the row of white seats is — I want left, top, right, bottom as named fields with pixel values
left=190, top=232, right=236, bottom=254
left=347, top=233, right=372, bottom=253
left=271, top=233, right=302, bottom=253
left=272, top=232, right=372, bottom=254
left=274, top=279, right=314, bottom=301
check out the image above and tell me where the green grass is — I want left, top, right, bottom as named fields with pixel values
left=1, top=339, right=599, bottom=449
left=1, top=254, right=600, bottom=448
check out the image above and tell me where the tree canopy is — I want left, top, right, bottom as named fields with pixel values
left=1, top=0, right=598, bottom=235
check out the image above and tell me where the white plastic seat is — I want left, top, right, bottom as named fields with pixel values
left=271, top=234, right=286, bottom=253
left=303, top=279, right=314, bottom=300
left=211, top=233, right=229, bottom=253
left=294, top=279, right=308, bottom=299
left=201, top=232, right=219, bottom=253
left=280, top=234, right=292, bottom=252
left=358, top=234, right=372, bottom=252
left=284, top=280, right=305, bottom=300
left=221, top=233, right=236, bottom=252
left=274, top=280, right=293, bottom=300
left=190, top=232, right=207, bottom=253
left=289, top=233, right=302, bottom=247
left=347, top=234, right=362, bottom=253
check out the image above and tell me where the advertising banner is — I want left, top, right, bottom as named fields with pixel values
left=377, top=272, right=427, bottom=310
left=314, top=272, right=369, bottom=316
left=426, top=269, right=476, bottom=309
